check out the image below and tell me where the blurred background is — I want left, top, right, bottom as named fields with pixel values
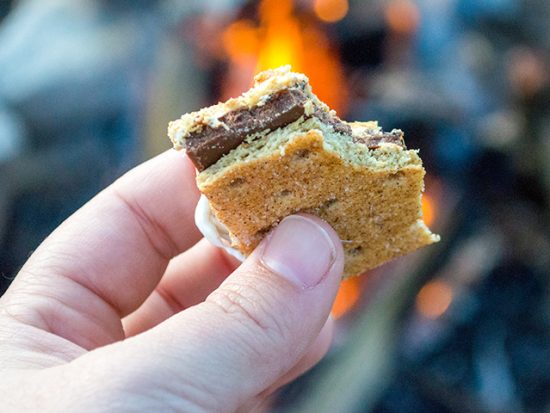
left=1, top=0, right=549, bottom=411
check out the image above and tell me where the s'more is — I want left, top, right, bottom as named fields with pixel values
left=169, top=66, right=439, bottom=277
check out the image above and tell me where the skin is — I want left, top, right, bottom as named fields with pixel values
left=0, top=150, right=344, bottom=412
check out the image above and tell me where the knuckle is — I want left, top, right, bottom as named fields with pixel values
left=111, top=188, right=180, bottom=260
left=207, top=279, right=291, bottom=346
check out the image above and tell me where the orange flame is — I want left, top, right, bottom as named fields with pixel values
left=332, top=277, right=361, bottom=318
left=221, top=0, right=347, bottom=114
left=256, top=0, right=304, bottom=71
left=222, top=20, right=259, bottom=61
left=416, top=279, right=453, bottom=319
left=422, top=193, right=436, bottom=227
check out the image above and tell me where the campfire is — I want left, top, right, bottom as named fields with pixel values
left=221, top=0, right=348, bottom=114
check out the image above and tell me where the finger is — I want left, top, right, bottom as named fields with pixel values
left=74, top=214, right=344, bottom=412
left=242, top=318, right=334, bottom=413
left=241, top=398, right=273, bottom=413
left=123, top=239, right=240, bottom=336
left=266, top=316, right=334, bottom=393
left=3, top=150, right=201, bottom=349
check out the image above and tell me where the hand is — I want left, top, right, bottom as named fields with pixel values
left=0, top=150, right=344, bottom=412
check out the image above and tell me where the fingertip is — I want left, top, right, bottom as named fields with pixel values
left=168, top=148, right=198, bottom=176
left=258, top=213, right=344, bottom=290
left=294, top=213, right=345, bottom=279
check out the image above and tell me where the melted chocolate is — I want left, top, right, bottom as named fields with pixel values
left=185, top=89, right=307, bottom=171
left=353, top=129, right=405, bottom=149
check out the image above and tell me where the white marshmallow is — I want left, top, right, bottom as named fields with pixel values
left=194, top=195, right=246, bottom=262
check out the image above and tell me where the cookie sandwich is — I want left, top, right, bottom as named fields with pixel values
left=169, top=66, right=439, bottom=277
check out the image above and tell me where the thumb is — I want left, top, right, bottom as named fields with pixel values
left=69, top=214, right=344, bottom=412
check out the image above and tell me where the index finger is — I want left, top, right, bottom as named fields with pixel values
left=2, top=150, right=201, bottom=349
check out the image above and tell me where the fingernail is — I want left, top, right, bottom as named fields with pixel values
left=261, top=215, right=337, bottom=288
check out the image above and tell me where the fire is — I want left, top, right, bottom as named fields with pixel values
left=421, top=175, right=443, bottom=228
left=422, top=193, right=436, bottom=227
left=332, top=277, right=361, bottom=318
left=221, top=0, right=348, bottom=114
left=222, top=20, right=259, bottom=62
left=257, top=0, right=304, bottom=71
left=415, top=279, right=453, bottom=319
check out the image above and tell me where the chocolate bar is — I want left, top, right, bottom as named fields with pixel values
left=183, top=88, right=405, bottom=171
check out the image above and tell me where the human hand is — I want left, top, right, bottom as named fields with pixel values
left=0, top=150, right=344, bottom=412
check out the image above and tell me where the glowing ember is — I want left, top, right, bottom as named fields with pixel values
left=416, top=279, right=453, bottom=319
left=385, top=0, right=420, bottom=35
left=332, top=277, right=361, bottom=318
left=314, top=0, right=349, bottom=23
